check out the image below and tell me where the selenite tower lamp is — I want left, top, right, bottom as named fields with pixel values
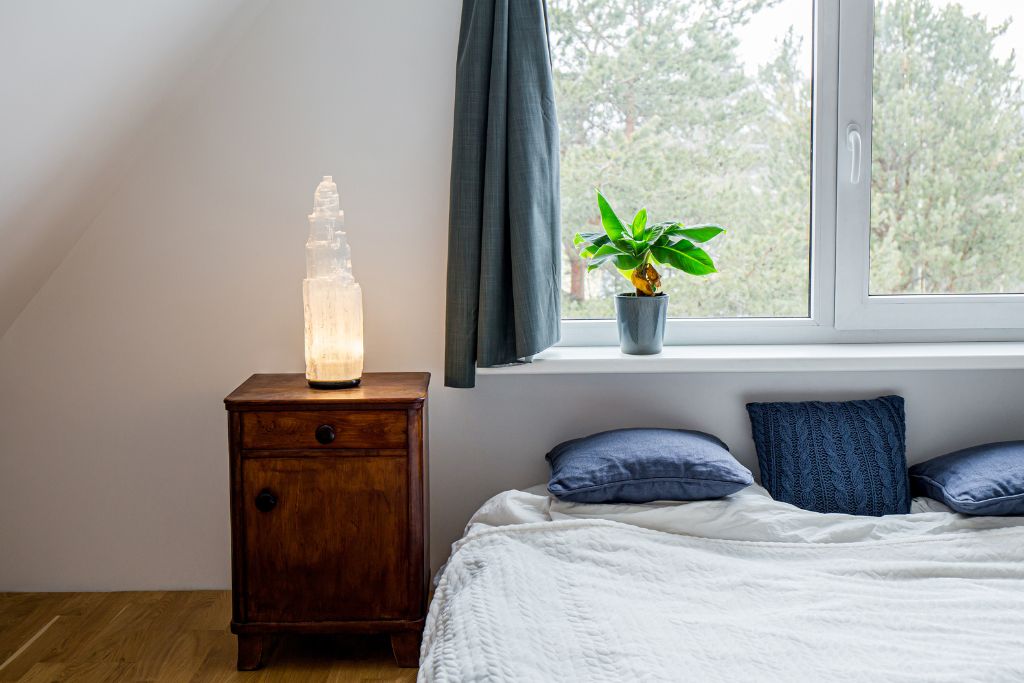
left=302, top=176, right=364, bottom=389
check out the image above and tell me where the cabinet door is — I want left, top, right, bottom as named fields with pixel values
left=241, top=455, right=411, bottom=622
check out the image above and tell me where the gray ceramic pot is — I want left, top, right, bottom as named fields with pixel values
left=614, top=293, right=668, bottom=355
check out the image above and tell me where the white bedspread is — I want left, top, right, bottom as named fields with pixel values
left=420, top=485, right=1024, bottom=682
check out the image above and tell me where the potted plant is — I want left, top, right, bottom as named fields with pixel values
left=573, top=190, right=725, bottom=354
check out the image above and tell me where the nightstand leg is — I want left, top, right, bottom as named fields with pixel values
left=390, top=631, right=422, bottom=668
left=236, top=634, right=268, bottom=670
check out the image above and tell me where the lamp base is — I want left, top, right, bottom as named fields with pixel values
left=307, top=378, right=361, bottom=390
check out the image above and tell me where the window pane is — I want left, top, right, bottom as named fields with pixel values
left=870, top=0, right=1024, bottom=295
left=551, top=0, right=813, bottom=319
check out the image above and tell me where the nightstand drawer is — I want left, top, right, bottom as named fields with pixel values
left=242, top=410, right=407, bottom=450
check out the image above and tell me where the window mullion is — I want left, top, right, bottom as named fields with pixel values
left=810, top=0, right=841, bottom=329
left=833, top=0, right=875, bottom=330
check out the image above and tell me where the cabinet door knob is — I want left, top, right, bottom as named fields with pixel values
left=315, top=424, right=336, bottom=444
left=254, top=489, right=277, bottom=512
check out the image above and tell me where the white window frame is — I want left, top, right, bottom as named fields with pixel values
left=834, top=0, right=1024, bottom=330
left=559, top=0, right=1024, bottom=347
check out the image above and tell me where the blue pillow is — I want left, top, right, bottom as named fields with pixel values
left=909, top=441, right=1024, bottom=516
left=746, top=395, right=909, bottom=516
left=545, top=428, right=752, bottom=504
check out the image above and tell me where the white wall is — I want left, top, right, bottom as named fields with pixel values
left=0, top=0, right=254, bottom=337
left=2, top=0, right=1023, bottom=590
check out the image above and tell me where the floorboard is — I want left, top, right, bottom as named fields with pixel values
left=0, top=593, right=417, bottom=682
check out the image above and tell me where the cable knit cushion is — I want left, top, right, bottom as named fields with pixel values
left=746, top=395, right=909, bottom=515
left=546, top=428, right=752, bottom=503
left=909, top=441, right=1024, bottom=516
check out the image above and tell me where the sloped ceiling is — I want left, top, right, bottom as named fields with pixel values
left=0, top=0, right=252, bottom=337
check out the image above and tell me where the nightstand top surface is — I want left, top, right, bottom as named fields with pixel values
left=225, top=372, right=429, bottom=407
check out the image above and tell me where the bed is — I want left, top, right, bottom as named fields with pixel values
left=420, top=485, right=1024, bottom=681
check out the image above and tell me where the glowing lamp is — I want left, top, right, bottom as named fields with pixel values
left=303, top=176, right=364, bottom=388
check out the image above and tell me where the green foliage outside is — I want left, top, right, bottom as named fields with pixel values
left=550, top=0, right=1024, bottom=319
left=870, top=1, right=1024, bottom=294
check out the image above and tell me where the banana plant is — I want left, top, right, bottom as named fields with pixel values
left=573, top=190, right=725, bottom=296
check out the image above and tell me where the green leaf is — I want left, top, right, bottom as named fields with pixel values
left=685, top=248, right=716, bottom=268
left=665, top=224, right=726, bottom=243
left=642, top=223, right=673, bottom=244
left=591, top=244, right=626, bottom=258
left=574, top=231, right=607, bottom=247
left=631, top=208, right=647, bottom=238
left=666, top=238, right=696, bottom=251
left=576, top=236, right=610, bottom=257
left=596, top=190, right=627, bottom=241
left=613, top=253, right=642, bottom=270
left=650, top=244, right=718, bottom=275
left=614, top=237, right=641, bottom=255
left=586, top=256, right=611, bottom=272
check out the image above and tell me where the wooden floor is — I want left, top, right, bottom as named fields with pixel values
left=0, top=592, right=417, bottom=682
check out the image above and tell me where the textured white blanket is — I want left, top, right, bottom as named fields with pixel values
left=420, top=486, right=1024, bottom=682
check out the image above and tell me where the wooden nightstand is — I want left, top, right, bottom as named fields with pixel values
left=224, top=372, right=429, bottom=670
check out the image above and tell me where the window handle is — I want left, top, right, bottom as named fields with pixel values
left=846, top=124, right=862, bottom=185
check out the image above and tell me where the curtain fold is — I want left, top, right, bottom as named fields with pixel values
left=444, top=0, right=561, bottom=388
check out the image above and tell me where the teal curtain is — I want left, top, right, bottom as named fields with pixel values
left=444, top=0, right=561, bottom=388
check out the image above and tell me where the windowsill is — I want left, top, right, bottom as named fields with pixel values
left=476, top=342, right=1024, bottom=375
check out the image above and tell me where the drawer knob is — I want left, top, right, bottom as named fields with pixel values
left=315, top=424, right=336, bottom=444
left=254, top=489, right=278, bottom=512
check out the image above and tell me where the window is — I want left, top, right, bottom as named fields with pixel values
left=835, top=0, right=1024, bottom=330
left=550, top=0, right=1024, bottom=345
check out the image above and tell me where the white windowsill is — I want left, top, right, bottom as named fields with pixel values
left=476, top=342, right=1024, bottom=375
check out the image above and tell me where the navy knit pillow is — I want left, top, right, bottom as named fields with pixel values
left=746, top=395, right=909, bottom=516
